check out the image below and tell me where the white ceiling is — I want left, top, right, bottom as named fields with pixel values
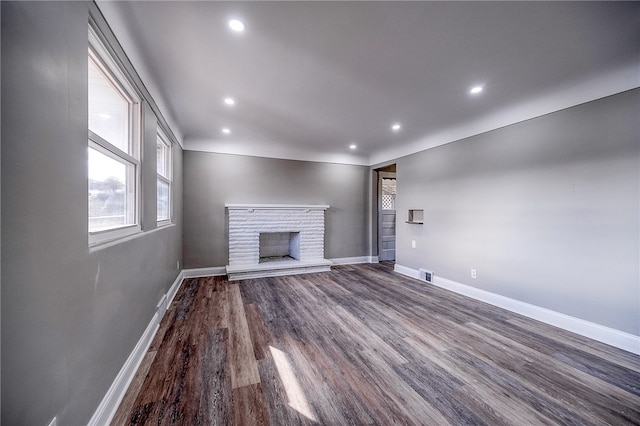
left=97, top=1, right=639, bottom=166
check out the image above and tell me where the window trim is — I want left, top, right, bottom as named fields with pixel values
left=89, top=130, right=138, bottom=165
left=88, top=23, right=142, bottom=247
left=156, top=128, right=173, bottom=226
left=88, top=139, right=138, bottom=227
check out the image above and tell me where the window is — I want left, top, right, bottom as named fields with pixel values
left=381, top=177, right=396, bottom=210
left=157, top=129, right=172, bottom=224
left=88, top=26, right=141, bottom=245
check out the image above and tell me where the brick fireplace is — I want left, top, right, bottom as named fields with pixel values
left=225, top=204, right=332, bottom=280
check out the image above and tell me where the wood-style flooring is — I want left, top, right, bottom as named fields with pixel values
left=112, top=263, right=640, bottom=425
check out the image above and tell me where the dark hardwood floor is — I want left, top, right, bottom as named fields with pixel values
left=112, top=263, right=640, bottom=425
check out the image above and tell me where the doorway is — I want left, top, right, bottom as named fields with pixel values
left=377, top=167, right=396, bottom=261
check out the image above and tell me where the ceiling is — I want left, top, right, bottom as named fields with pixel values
left=97, top=1, right=639, bottom=166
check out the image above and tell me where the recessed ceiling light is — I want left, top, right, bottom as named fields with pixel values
left=470, top=85, right=484, bottom=95
left=391, top=123, right=401, bottom=132
left=222, top=128, right=231, bottom=134
left=224, top=97, right=235, bottom=106
left=228, top=19, right=246, bottom=32
left=349, top=144, right=357, bottom=150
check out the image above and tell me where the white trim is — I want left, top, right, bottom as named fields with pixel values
left=182, top=266, right=228, bottom=278
left=156, top=218, right=172, bottom=228
left=88, top=23, right=143, bottom=247
left=90, top=4, right=184, bottom=149
left=89, top=223, right=142, bottom=248
left=330, top=256, right=379, bottom=265
left=89, top=223, right=175, bottom=253
left=88, top=312, right=160, bottom=426
left=166, top=271, right=185, bottom=305
left=157, top=128, right=173, bottom=224
left=89, top=272, right=185, bottom=425
left=393, top=264, right=640, bottom=355
left=88, top=26, right=141, bottom=102
left=89, top=132, right=139, bottom=166
left=393, top=263, right=420, bottom=279
left=225, top=203, right=330, bottom=210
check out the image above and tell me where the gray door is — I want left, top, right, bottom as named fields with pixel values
left=378, top=172, right=396, bottom=261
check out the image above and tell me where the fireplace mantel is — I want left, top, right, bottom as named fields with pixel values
left=225, top=203, right=332, bottom=280
left=225, top=203, right=330, bottom=210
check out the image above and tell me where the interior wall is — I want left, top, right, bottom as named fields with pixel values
left=183, top=151, right=370, bottom=268
left=1, top=2, right=183, bottom=424
left=395, top=89, right=639, bottom=335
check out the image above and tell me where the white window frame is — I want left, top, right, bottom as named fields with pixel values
left=88, top=25, right=142, bottom=246
left=156, top=128, right=172, bottom=226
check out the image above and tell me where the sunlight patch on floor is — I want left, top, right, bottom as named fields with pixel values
left=269, top=346, right=317, bottom=421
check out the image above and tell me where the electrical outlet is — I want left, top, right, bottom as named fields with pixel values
left=411, top=240, right=416, bottom=249
left=177, top=260, right=180, bottom=270
left=471, top=269, right=477, bottom=279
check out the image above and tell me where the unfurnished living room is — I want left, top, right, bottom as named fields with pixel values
left=2, top=1, right=639, bottom=425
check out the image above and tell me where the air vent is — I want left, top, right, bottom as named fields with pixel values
left=419, top=268, right=434, bottom=284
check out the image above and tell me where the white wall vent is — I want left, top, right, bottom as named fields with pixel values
left=419, top=268, right=434, bottom=283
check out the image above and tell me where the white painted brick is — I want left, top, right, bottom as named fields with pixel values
left=227, top=206, right=327, bottom=266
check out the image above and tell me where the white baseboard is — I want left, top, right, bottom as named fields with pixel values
left=182, top=266, right=227, bottom=278
left=394, top=263, right=420, bottom=279
left=330, top=256, right=379, bottom=265
left=393, top=264, right=640, bottom=355
left=88, top=272, right=185, bottom=426
left=166, top=271, right=185, bottom=305
left=88, top=312, right=160, bottom=426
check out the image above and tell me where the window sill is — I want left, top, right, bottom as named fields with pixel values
left=89, top=223, right=176, bottom=253
left=89, top=224, right=141, bottom=247
left=157, top=219, right=172, bottom=228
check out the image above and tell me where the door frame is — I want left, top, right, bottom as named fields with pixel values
left=377, top=171, right=397, bottom=261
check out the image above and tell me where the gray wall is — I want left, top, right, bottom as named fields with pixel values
left=183, top=151, right=370, bottom=268
left=1, top=2, right=183, bottom=424
left=395, top=89, right=639, bottom=335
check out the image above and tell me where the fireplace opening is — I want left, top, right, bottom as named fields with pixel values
left=259, top=232, right=301, bottom=263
